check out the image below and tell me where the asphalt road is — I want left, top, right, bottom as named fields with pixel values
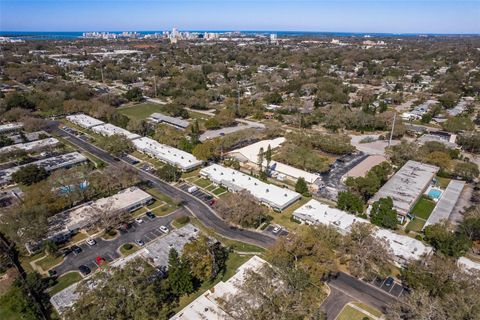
left=322, top=273, right=398, bottom=319
left=52, top=122, right=398, bottom=314
left=53, top=209, right=184, bottom=276
left=53, top=124, right=277, bottom=249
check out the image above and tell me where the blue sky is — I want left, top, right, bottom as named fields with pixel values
left=1, top=0, right=479, bottom=33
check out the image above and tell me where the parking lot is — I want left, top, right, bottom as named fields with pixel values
left=178, top=183, right=215, bottom=204
left=265, top=225, right=289, bottom=237
left=371, top=277, right=407, bottom=298
left=52, top=208, right=185, bottom=276
left=316, top=152, right=368, bottom=200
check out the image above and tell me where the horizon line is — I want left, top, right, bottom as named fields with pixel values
left=1, top=29, right=480, bottom=36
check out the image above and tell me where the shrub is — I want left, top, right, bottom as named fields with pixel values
left=123, top=243, right=133, bottom=250
left=175, top=215, right=190, bottom=225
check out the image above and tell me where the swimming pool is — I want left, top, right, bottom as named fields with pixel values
left=428, top=188, right=442, bottom=199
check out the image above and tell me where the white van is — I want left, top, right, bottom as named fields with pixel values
left=187, top=186, right=199, bottom=193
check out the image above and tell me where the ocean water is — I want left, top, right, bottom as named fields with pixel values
left=0, top=30, right=469, bottom=40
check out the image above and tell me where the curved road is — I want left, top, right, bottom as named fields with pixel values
left=52, top=124, right=277, bottom=249
left=51, top=121, right=398, bottom=319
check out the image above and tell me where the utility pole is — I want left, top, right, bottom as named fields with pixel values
left=100, top=65, right=104, bottom=83
left=388, top=112, right=396, bottom=147
left=153, top=75, right=157, bottom=98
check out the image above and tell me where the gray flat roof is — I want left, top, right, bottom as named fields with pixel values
left=370, top=160, right=439, bottom=215
left=149, top=113, right=190, bottom=129
left=424, top=180, right=465, bottom=228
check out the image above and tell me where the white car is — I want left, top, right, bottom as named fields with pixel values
left=272, top=226, right=281, bottom=234
left=159, top=225, right=169, bottom=233
left=86, top=239, right=96, bottom=246
left=135, top=217, right=143, bottom=224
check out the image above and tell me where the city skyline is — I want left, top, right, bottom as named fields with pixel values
left=1, top=0, right=479, bottom=34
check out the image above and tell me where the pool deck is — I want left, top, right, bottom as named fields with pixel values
left=423, top=180, right=465, bottom=229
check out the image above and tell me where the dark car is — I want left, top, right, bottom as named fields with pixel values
left=118, top=222, right=132, bottom=232
left=204, top=195, right=213, bottom=201
left=78, top=265, right=91, bottom=276
left=208, top=199, right=216, bottom=206
left=71, top=245, right=82, bottom=255
left=146, top=211, right=155, bottom=219
left=385, top=277, right=394, bottom=287
left=62, top=247, right=73, bottom=256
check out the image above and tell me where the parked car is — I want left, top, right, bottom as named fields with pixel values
left=119, top=222, right=132, bottom=232
left=159, top=225, right=169, bottom=233
left=78, top=265, right=91, bottom=276
left=71, top=245, right=82, bottom=255
left=62, top=247, right=73, bottom=256
left=272, top=226, right=281, bottom=234
left=86, top=239, right=96, bottom=246
left=146, top=211, right=155, bottom=219
left=208, top=199, right=216, bottom=206
left=187, top=186, right=198, bottom=193
left=135, top=239, right=145, bottom=246
left=385, top=277, right=394, bottom=287
left=135, top=217, right=143, bottom=224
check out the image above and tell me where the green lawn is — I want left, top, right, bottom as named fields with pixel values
left=352, top=302, right=383, bottom=318
left=0, top=308, right=22, bottom=320
left=271, top=196, right=312, bottom=233
left=130, top=207, right=148, bottom=218
left=436, top=176, right=451, bottom=189
left=120, top=243, right=140, bottom=256
left=411, top=196, right=436, bottom=220
left=101, top=229, right=119, bottom=240
left=205, top=185, right=216, bottom=191
left=212, top=186, right=227, bottom=196
left=181, top=168, right=201, bottom=179
left=35, top=254, right=64, bottom=272
left=146, top=188, right=178, bottom=207
left=337, top=305, right=372, bottom=320
left=405, top=218, right=426, bottom=232
left=147, top=199, right=160, bottom=209
left=193, top=178, right=212, bottom=188
left=49, top=272, right=82, bottom=296
left=118, top=103, right=170, bottom=120
left=152, top=204, right=177, bottom=216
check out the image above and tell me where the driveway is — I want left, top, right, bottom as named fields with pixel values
left=52, top=208, right=185, bottom=276
left=52, top=124, right=277, bottom=249
left=321, top=272, right=398, bottom=319
left=317, top=152, right=368, bottom=200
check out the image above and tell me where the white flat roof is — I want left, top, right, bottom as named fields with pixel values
left=171, top=255, right=267, bottom=320
left=50, top=282, right=81, bottom=314
left=375, top=228, right=432, bottom=262
left=149, top=112, right=190, bottom=128
left=229, top=137, right=320, bottom=184
left=370, top=160, right=439, bottom=215
left=293, top=199, right=432, bottom=262
left=48, top=187, right=153, bottom=235
left=132, top=137, right=203, bottom=171
left=0, top=138, right=59, bottom=154
left=424, top=180, right=465, bottom=228
left=66, top=114, right=105, bottom=128
left=51, top=224, right=195, bottom=314
left=458, top=257, right=480, bottom=273
left=0, top=122, right=23, bottom=133
left=91, top=123, right=141, bottom=140
left=200, top=164, right=301, bottom=210
left=111, top=224, right=199, bottom=269
left=0, top=152, right=88, bottom=185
